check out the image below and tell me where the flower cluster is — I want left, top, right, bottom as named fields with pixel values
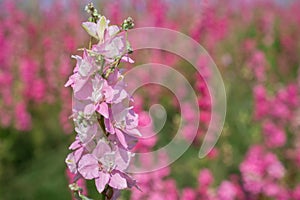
left=65, top=5, right=138, bottom=199
left=240, top=145, right=287, bottom=198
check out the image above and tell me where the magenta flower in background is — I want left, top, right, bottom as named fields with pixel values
left=263, top=121, right=286, bottom=148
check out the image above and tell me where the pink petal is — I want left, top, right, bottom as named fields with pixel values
left=121, top=56, right=134, bottom=63
left=65, top=153, right=77, bottom=173
left=74, top=147, right=84, bottom=162
left=112, top=104, right=131, bottom=123
left=104, top=88, right=115, bottom=102
left=109, top=171, right=127, bottom=190
left=96, top=102, right=109, bottom=118
left=92, top=140, right=111, bottom=159
left=104, top=118, right=115, bottom=134
left=69, top=139, right=81, bottom=150
left=107, top=25, right=120, bottom=37
left=97, top=35, right=126, bottom=58
left=75, top=123, right=97, bottom=144
left=115, top=148, right=130, bottom=171
left=64, top=78, right=74, bottom=87
left=107, top=70, right=120, bottom=85
left=82, top=22, right=98, bottom=39
left=84, top=104, right=96, bottom=116
left=124, top=134, right=138, bottom=150
left=78, top=154, right=99, bottom=180
left=126, top=109, right=139, bottom=129
left=115, top=129, right=128, bottom=149
left=112, top=86, right=128, bottom=104
left=74, top=78, right=93, bottom=100
left=124, top=128, right=141, bottom=137
left=95, top=171, right=110, bottom=193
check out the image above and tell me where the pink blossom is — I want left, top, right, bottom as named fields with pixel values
left=78, top=139, right=134, bottom=193
left=181, top=188, right=196, bottom=200
left=14, top=102, right=32, bottom=131
left=293, top=185, right=300, bottom=200
left=217, top=181, right=237, bottom=200
left=253, top=85, right=269, bottom=119
left=198, top=168, right=214, bottom=187
left=263, top=121, right=286, bottom=148
left=247, top=51, right=266, bottom=82
left=240, top=146, right=285, bottom=195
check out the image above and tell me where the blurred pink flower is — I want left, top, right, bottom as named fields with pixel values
left=14, top=102, right=32, bottom=131
left=263, top=121, right=286, bottom=148
left=217, top=181, right=237, bottom=200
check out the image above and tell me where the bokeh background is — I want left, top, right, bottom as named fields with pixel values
left=1, top=0, right=300, bottom=199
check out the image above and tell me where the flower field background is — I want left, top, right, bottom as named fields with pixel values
left=1, top=0, right=300, bottom=199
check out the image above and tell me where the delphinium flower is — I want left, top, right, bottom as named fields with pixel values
left=65, top=3, right=139, bottom=200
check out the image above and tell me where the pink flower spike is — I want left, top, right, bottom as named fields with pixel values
left=65, top=10, right=139, bottom=198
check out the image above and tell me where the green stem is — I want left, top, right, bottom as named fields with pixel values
left=101, top=192, right=106, bottom=200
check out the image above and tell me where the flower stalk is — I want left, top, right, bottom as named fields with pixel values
left=65, top=3, right=138, bottom=200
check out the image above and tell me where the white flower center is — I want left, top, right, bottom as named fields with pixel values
left=99, top=152, right=116, bottom=172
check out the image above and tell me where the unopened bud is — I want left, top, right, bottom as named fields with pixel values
left=122, top=17, right=134, bottom=30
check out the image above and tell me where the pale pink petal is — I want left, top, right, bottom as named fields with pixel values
left=65, top=152, right=77, bottom=173
left=69, top=139, right=81, bottom=150
left=64, top=77, right=74, bottom=87
left=74, top=79, right=93, bottom=100
left=74, top=147, right=84, bottom=162
left=95, top=171, right=110, bottom=193
left=84, top=104, right=96, bottom=116
left=82, top=22, right=98, bottom=39
left=93, top=35, right=126, bottom=59
left=107, top=25, right=120, bottom=37
left=102, top=81, right=114, bottom=102
left=104, top=118, right=115, bottom=134
left=75, top=123, right=98, bottom=144
left=121, top=172, right=136, bottom=188
left=109, top=171, right=127, bottom=189
left=124, top=128, right=141, bottom=137
left=115, top=129, right=128, bottom=149
left=124, top=134, right=138, bottom=150
left=126, top=109, right=139, bottom=129
left=112, top=104, right=132, bottom=123
left=78, top=154, right=99, bottom=179
left=112, top=85, right=128, bottom=104
left=107, top=70, right=120, bottom=85
left=121, top=56, right=134, bottom=63
left=73, top=98, right=93, bottom=113
left=92, top=140, right=111, bottom=159
left=115, top=148, right=130, bottom=171
left=96, top=102, right=109, bottom=118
